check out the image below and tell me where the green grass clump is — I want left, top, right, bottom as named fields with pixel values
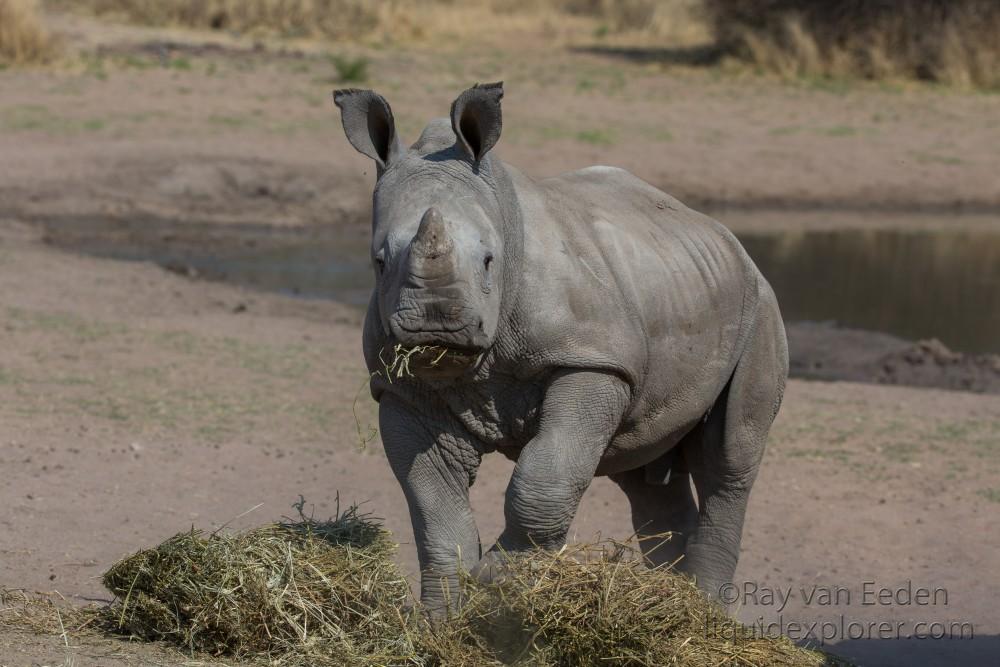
left=328, top=53, right=369, bottom=83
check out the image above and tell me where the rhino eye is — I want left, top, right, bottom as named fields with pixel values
left=374, top=251, right=386, bottom=275
left=484, top=253, right=494, bottom=270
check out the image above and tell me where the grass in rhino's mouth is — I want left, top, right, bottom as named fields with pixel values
left=352, top=344, right=476, bottom=448
left=380, top=343, right=449, bottom=381
left=379, top=343, right=480, bottom=381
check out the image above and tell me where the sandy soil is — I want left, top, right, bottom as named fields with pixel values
left=2, top=215, right=999, bottom=667
left=2, top=12, right=1000, bottom=667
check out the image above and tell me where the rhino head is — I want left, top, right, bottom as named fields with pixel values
left=334, top=83, right=512, bottom=377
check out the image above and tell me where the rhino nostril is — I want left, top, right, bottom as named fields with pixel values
left=484, top=253, right=493, bottom=270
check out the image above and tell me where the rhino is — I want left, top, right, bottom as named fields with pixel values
left=333, top=82, right=788, bottom=610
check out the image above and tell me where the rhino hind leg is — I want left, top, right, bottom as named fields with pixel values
left=612, top=458, right=698, bottom=567
left=679, top=294, right=788, bottom=599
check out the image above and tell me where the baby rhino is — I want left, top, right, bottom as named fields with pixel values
left=333, top=83, right=788, bottom=610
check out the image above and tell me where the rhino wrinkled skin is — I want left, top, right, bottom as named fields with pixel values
left=333, top=83, right=789, bottom=610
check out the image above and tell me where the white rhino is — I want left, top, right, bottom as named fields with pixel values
left=333, top=82, right=788, bottom=609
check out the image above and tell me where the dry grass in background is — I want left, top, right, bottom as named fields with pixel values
left=706, top=0, right=1000, bottom=89
left=7, top=1, right=1000, bottom=87
left=0, top=0, right=58, bottom=65
left=78, top=0, right=380, bottom=40
left=67, top=0, right=708, bottom=46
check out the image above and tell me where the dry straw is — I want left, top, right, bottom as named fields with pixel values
left=0, top=589, right=96, bottom=640
left=100, top=501, right=418, bottom=665
left=88, top=505, right=836, bottom=665
left=4, top=502, right=839, bottom=665
left=448, top=542, right=833, bottom=666
left=378, top=343, right=449, bottom=382
left=352, top=344, right=462, bottom=448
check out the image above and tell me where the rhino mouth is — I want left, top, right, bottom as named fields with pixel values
left=380, top=339, right=482, bottom=381
left=386, top=302, right=490, bottom=379
left=390, top=315, right=488, bottom=351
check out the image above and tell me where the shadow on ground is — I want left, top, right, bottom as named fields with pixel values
left=570, top=44, right=722, bottom=67
left=828, top=634, right=998, bottom=667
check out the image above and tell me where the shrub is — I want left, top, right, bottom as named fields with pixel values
left=704, top=0, right=1000, bottom=88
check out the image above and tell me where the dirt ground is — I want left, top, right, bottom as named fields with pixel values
left=2, top=10, right=999, bottom=667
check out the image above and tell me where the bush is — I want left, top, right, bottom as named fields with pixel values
left=705, top=0, right=1000, bottom=88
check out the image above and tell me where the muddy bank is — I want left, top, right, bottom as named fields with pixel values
left=4, top=153, right=1000, bottom=238
left=787, top=321, right=1000, bottom=394
left=0, top=155, right=372, bottom=232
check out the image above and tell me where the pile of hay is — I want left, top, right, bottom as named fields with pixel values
left=453, top=543, right=830, bottom=666
left=705, top=0, right=1000, bottom=89
left=102, top=504, right=417, bottom=665
left=96, top=505, right=834, bottom=666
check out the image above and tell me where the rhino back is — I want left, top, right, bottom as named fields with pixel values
left=508, top=165, right=761, bottom=453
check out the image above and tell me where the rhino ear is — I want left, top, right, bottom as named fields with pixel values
left=450, top=81, right=503, bottom=164
left=332, top=88, right=402, bottom=172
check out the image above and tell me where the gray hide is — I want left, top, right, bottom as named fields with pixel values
left=333, top=83, right=789, bottom=610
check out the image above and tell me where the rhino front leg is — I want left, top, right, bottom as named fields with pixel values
left=378, top=394, right=482, bottom=612
left=488, top=370, right=630, bottom=560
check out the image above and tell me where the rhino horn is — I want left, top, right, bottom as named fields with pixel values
left=410, top=207, right=455, bottom=263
